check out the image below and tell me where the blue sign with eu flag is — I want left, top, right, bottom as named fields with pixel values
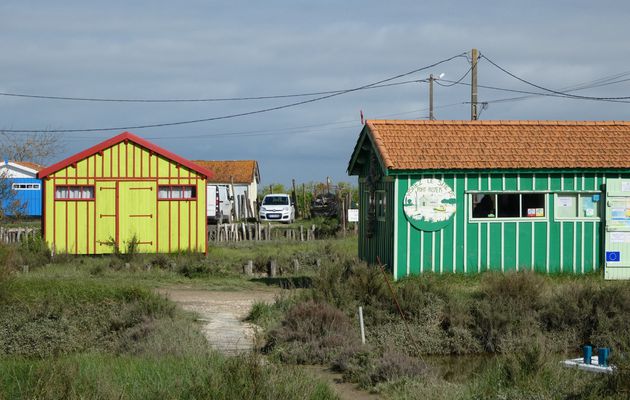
left=606, top=251, right=621, bottom=262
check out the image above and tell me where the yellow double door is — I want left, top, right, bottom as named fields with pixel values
left=95, top=181, right=157, bottom=254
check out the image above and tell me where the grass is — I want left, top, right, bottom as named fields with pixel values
left=249, top=255, right=630, bottom=399
left=0, top=353, right=337, bottom=400
left=5, top=232, right=630, bottom=399
left=0, top=237, right=345, bottom=400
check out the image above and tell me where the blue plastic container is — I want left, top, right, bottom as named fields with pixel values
left=583, top=345, right=592, bottom=364
left=598, top=348, right=609, bottom=367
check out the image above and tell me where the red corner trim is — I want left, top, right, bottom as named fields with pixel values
left=37, top=132, right=213, bottom=179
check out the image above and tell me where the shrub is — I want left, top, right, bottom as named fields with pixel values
left=267, top=300, right=361, bottom=364
left=335, top=348, right=428, bottom=390
left=19, top=234, right=51, bottom=268
left=469, top=271, right=545, bottom=352
left=311, top=217, right=340, bottom=238
left=0, top=282, right=177, bottom=358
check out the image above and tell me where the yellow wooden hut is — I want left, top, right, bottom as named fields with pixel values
left=38, top=132, right=211, bottom=254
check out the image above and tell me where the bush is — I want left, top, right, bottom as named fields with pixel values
left=267, top=300, right=361, bottom=364
left=470, top=271, right=545, bottom=352
left=19, top=234, right=51, bottom=268
left=334, top=347, right=429, bottom=390
left=0, top=281, right=178, bottom=358
left=311, top=217, right=340, bottom=238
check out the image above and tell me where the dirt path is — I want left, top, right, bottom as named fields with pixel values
left=158, top=287, right=381, bottom=399
left=302, top=365, right=382, bottom=400
left=157, top=288, right=278, bottom=355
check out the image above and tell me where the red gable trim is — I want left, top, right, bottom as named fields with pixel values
left=38, top=132, right=213, bottom=179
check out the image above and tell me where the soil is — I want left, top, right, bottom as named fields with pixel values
left=158, top=286, right=381, bottom=399
left=157, top=287, right=278, bottom=355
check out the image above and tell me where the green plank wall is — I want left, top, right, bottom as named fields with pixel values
left=388, top=171, right=630, bottom=280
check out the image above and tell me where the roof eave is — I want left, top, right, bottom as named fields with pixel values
left=38, top=132, right=212, bottom=179
left=3, top=161, right=40, bottom=176
left=347, top=123, right=391, bottom=177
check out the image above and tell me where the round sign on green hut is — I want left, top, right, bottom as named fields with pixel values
left=403, top=179, right=456, bottom=231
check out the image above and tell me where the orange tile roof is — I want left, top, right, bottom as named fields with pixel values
left=12, top=161, right=44, bottom=171
left=362, top=120, right=630, bottom=171
left=192, top=160, right=259, bottom=184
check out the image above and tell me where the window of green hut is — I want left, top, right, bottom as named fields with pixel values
left=376, top=190, right=386, bottom=220
left=471, top=193, right=546, bottom=219
left=555, top=193, right=600, bottom=219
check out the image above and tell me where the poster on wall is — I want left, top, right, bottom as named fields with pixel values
left=403, top=179, right=456, bottom=231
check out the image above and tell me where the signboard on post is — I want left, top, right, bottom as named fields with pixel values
left=347, top=209, right=359, bottom=222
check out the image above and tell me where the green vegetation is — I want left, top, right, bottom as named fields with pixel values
left=3, top=233, right=630, bottom=399
left=0, top=237, right=339, bottom=400
left=248, top=249, right=630, bottom=399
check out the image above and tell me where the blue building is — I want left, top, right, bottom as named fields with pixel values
left=0, top=160, right=43, bottom=217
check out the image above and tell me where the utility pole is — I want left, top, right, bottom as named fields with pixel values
left=429, top=74, right=435, bottom=120
left=471, top=48, right=479, bottom=121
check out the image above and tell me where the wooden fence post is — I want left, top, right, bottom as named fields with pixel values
left=244, top=260, right=253, bottom=276
left=293, top=259, right=300, bottom=273
left=268, top=260, right=277, bottom=277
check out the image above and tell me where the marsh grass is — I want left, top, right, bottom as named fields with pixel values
left=260, top=258, right=630, bottom=398
left=0, top=265, right=338, bottom=400
left=0, top=352, right=338, bottom=400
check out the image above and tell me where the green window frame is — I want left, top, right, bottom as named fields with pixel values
left=554, top=192, right=601, bottom=220
left=468, top=192, right=547, bottom=221
left=376, top=190, right=386, bottom=220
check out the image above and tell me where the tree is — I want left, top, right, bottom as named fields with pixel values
left=0, top=131, right=60, bottom=165
left=0, top=131, right=60, bottom=221
left=259, top=183, right=288, bottom=197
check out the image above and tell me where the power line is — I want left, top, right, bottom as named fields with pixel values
left=438, top=73, right=630, bottom=104
left=482, top=76, right=630, bottom=105
left=2, top=52, right=468, bottom=133
left=481, top=54, right=630, bottom=102
left=63, top=101, right=466, bottom=142
left=0, top=79, right=427, bottom=103
left=435, top=65, right=472, bottom=87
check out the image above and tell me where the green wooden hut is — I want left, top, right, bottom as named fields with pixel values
left=347, top=120, right=630, bottom=280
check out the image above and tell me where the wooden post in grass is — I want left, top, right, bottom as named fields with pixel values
left=359, top=306, right=366, bottom=344
left=244, top=260, right=253, bottom=276
left=292, top=179, right=299, bottom=219
left=341, top=197, right=346, bottom=236
left=268, top=260, right=277, bottom=277
left=302, top=183, right=307, bottom=218
left=293, top=258, right=300, bottom=273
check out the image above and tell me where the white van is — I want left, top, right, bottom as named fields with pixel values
left=207, top=184, right=233, bottom=223
left=259, top=193, right=295, bottom=223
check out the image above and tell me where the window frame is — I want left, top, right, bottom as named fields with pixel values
left=554, top=191, right=601, bottom=221
left=54, top=185, right=95, bottom=201
left=468, top=191, right=549, bottom=222
left=157, top=185, right=197, bottom=201
left=375, top=190, right=386, bottom=221
left=12, top=183, right=41, bottom=191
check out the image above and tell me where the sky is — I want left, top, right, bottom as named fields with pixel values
left=1, top=1, right=629, bottom=188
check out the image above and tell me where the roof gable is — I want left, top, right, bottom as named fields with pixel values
left=192, top=160, right=259, bottom=184
left=350, top=120, right=630, bottom=173
left=0, top=160, right=43, bottom=177
left=38, top=132, right=212, bottom=179
left=347, top=125, right=388, bottom=176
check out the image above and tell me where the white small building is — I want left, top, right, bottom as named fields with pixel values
left=192, top=160, right=260, bottom=220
